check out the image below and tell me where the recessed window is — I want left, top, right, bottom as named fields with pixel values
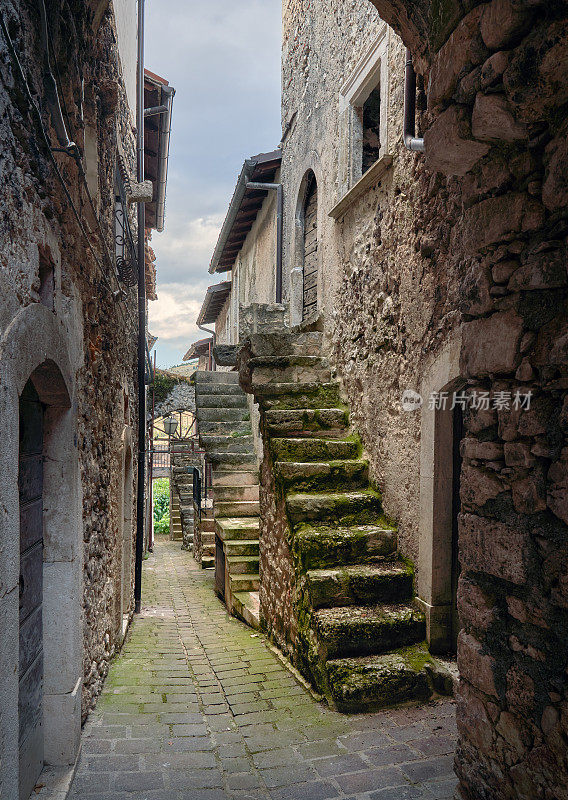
left=362, top=85, right=381, bottom=175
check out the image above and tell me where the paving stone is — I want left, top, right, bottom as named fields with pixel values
left=69, top=542, right=458, bottom=800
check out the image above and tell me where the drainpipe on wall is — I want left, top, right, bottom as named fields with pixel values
left=403, top=48, right=425, bottom=153
left=134, top=0, right=146, bottom=614
left=198, top=325, right=216, bottom=372
left=245, top=181, right=283, bottom=304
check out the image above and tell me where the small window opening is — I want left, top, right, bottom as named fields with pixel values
left=362, top=84, right=381, bottom=174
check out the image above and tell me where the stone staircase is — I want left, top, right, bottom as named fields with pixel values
left=240, top=329, right=452, bottom=712
left=170, top=442, right=199, bottom=551
left=195, top=371, right=261, bottom=628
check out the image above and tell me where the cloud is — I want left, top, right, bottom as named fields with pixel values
left=150, top=213, right=223, bottom=283
left=148, top=280, right=210, bottom=344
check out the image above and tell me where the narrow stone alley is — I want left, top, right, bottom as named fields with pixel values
left=69, top=541, right=458, bottom=800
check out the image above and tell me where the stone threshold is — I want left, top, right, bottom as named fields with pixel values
left=33, top=746, right=82, bottom=800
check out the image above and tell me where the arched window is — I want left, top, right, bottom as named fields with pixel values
left=302, top=172, right=318, bottom=321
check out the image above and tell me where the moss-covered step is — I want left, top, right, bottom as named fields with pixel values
left=197, top=408, right=249, bottom=423
left=255, top=382, right=343, bottom=410
left=201, top=555, right=215, bottom=569
left=313, top=603, right=425, bottom=659
left=198, top=420, right=252, bottom=436
left=286, top=489, right=383, bottom=525
left=271, top=437, right=359, bottom=462
left=200, top=434, right=254, bottom=452
left=226, top=554, right=260, bottom=575
left=275, top=460, right=369, bottom=492
left=214, top=500, right=260, bottom=517
left=325, top=643, right=435, bottom=713
left=248, top=356, right=331, bottom=386
left=207, top=452, right=257, bottom=467
left=195, top=382, right=243, bottom=395
left=266, top=408, right=350, bottom=438
left=212, top=484, right=260, bottom=503
left=196, top=393, right=248, bottom=409
left=216, top=517, right=260, bottom=542
left=223, top=539, right=259, bottom=557
left=228, top=572, right=260, bottom=593
left=305, top=562, right=414, bottom=608
left=248, top=330, right=322, bottom=358
left=194, top=371, right=240, bottom=384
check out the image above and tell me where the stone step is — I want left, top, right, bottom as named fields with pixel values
left=197, top=394, right=247, bottom=409
left=195, top=371, right=240, bottom=384
left=201, top=532, right=215, bottom=545
left=198, top=421, right=252, bottom=436
left=223, top=539, right=259, bottom=557
left=248, top=330, right=322, bottom=357
left=214, top=484, right=259, bottom=502
left=197, top=408, right=250, bottom=423
left=275, top=460, right=369, bottom=492
left=208, top=452, right=257, bottom=467
left=226, top=555, right=260, bottom=575
left=195, top=383, right=243, bottom=396
left=306, top=562, right=413, bottom=609
left=232, top=591, right=260, bottom=630
left=286, top=489, right=383, bottom=525
left=201, top=556, right=215, bottom=569
left=313, top=603, right=425, bottom=660
left=293, top=523, right=396, bottom=569
left=228, top=572, right=260, bottom=593
left=213, top=470, right=259, bottom=487
left=200, top=434, right=254, bottom=453
left=216, top=517, right=260, bottom=542
left=214, top=500, right=260, bottom=517
left=325, top=643, right=434, bottom=713
left=249, top=356, right=331, bottom=386
left=265, top=408, right=349, bottom=438
left=271, top=437, right=359, bottom=462
left=255, top=382, right=343, bottom=410
left=201, top=518, right=216, bottom=532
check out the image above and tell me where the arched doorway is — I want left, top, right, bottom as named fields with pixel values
left=0, top=306, right=81, bottom=800
left=18, top=380, right=45, bottom=799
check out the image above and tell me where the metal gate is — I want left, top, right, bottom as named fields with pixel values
left=18, top=379, right=44, bottom=799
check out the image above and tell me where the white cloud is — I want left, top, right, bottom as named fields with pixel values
left=148, top=280, right=210, bottom=343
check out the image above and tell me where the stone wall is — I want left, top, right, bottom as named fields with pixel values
left=283, top=0, right=568, bottom=796
left=0, top=0, right=139, bottom=739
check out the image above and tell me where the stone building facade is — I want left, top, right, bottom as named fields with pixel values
left=270, top=0, right=568, bottom=798
left=0, top=1, right=170, bottom=797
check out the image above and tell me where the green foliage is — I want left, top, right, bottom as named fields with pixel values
left=153, top=478, right=170, bottom=536
left=150, top=372, right=182, bottom=404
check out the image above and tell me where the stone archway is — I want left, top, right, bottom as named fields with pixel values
left=0, top=305, right=81, bottom=799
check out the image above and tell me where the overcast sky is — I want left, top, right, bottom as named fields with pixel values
left=145, top=0, right=282, bottom=368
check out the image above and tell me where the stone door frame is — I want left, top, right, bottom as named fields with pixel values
left=416, top=328, right=464, bottom=653
left=0, top=304, right=82, bottom=798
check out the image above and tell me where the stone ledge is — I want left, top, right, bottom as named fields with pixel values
left=328, top=154, right=393, bottom=220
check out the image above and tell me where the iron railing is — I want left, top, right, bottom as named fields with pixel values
left=114, top=165, right=138, bottom=287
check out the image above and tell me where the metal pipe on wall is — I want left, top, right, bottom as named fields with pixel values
left=403, top=48, right=425, bottom=153
left=134, top=0, right=146, bottom=614
left=245, top=181, right=283, bottom=304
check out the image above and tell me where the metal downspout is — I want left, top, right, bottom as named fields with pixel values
left=245, top=181, right=283, bottom=304
left=134, top=0, right=146, bottom=614
left=198, top=325, right=217, bottom=371
left=403, top=48, right=425, bottom=153
left=154, top=85, right=175, bottom=232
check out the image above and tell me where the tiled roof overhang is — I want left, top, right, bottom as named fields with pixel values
left=209, top=150, right=282, bottom=274
left=197, top=282, right=232, bottom=326
left=183, top=337, right=213, bottom=361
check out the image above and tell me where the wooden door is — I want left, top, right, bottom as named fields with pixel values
left=18, top=379, right=44, bottom=800
left=303, top=178, right=318, bottom=320
left=450, top=403, right=464, bottom=653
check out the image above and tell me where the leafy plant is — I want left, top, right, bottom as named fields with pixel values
left=153, top=478, right=170, bottom=535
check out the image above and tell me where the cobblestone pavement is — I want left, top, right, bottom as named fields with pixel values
left=69, top=540, right=458, bottom=800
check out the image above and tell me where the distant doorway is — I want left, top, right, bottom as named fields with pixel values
left=302, top=172, right=318, bottom=320
left=18, top=379, right=44, bottom=800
